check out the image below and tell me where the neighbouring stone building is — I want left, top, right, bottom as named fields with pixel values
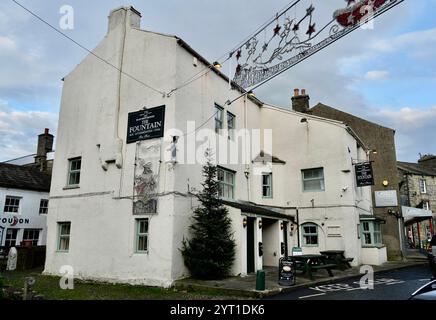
left=0, top=129, right=53, bottom=248
left=43, top=7, right=387, bottom=287
left=303, top=101, right=403, bottom=261
left=398, top=155, right=436, bottom=250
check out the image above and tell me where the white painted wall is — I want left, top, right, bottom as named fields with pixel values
left=0, top=187, right=48, bottom=246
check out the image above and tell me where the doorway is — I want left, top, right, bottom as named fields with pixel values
left=246, top=217, right=255, bottom=274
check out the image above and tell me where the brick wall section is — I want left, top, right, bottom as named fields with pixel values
left=310, top=103, right=402, bottom=260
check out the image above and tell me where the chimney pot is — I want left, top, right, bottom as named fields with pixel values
left=45, top=128, right=49, bottom=135
left=301, top=89, right=306, bottom=96
left=294, top=88, right=300, bottom=97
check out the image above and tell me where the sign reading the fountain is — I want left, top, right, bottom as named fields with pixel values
left=127, top=105, right=166, bottom=144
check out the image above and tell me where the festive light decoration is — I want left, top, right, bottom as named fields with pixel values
left=232, top=0, right=404, bottom=89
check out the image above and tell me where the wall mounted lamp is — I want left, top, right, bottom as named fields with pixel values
left=382, top=180, right=389, bottom=187
left=213, top=61, right=222, bottom=69
left=280, top=222, right=284, bottom=230
left=258, top=219, right=263, bottom=229
left=243, top=217, right=248, bottom=228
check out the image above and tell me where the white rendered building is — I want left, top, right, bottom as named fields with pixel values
left=44, top=7, right=387, bottom=287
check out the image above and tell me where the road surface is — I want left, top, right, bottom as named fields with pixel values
left=270, top=265, right=433, bottom=300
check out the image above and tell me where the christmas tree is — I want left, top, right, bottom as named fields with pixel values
left=181, top=151, right=236, bottom=279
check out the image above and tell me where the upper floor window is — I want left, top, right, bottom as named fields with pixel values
left=68, top=157, right=81, bottom=186
left=361, top=221, right=382, bottom=247
left=227, top=112, right=235, bottom=140
left=4, top=196, right=20, bottom=214
left=262, top=173, right=273, bottom=198
left=39, top=199, right=49, bottom=214
left=302, top=223, right=318, bottom=247
left=302, top=168, right=325, bottom=192
left=419, top=179, right=427, bottom=194
left=214, top=104, right=224, bottom=134
left=217, top=167, right=235, bottom=200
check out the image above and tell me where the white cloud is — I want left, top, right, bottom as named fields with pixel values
left=0, top=36, right=16, bottom=50
left=375, top=106, right=436, bottom=128
left=0, top=101, right=58, bottom=161
left=364, top=70, right=389, bottom=80
left=371, top=28, right=436, bottom=53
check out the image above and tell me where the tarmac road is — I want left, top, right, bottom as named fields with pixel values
left=270, top=265, right=433, bottom=300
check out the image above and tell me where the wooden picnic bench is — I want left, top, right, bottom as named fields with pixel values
left=290, top=254, right=336, bottom=280
left=320, top=250, right=354, bottom=270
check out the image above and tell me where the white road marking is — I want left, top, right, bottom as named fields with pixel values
left=299, top=293, right=326, bottom=299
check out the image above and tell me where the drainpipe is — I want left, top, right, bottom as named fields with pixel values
left=296, top=207, right=301, bottom=247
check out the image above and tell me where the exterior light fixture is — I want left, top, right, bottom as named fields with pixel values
left=290, top=224, right=295, bottom=236
left=247, top=91, right=256, bottom=98
left=383, top=180, right=389, bottom=187
left=243, top=217, right=248, bottom=228
left=213, top=61, right=222, bottom=69
left=300, top=118, right=308, bottom=123
left=280, top=222, right=284, bottom=230
left=258, top=219, right=263, bottom=229
left=372, top=150, right=378, bottom=155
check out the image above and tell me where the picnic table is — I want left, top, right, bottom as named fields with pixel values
left=320, top=250, right=354, bottom=270
left=290, top=254, right=336, bottom=280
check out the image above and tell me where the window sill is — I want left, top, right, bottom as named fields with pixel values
left=302, top=245, right=319, bottom=248
left=56, top=250, right=69, bottom=253
left=63, top=185, right=80, bottom=190
left=362, top=245, right=385, bottom=249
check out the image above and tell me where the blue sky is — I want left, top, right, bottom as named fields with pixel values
left=0, top=0, right=435, bottom=162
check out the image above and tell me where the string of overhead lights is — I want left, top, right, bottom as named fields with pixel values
left=166, top=0, right=303, bottom=96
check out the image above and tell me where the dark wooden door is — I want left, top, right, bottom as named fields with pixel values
left=247, top=217, right=255, bottom=273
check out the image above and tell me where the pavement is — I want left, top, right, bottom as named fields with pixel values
left=174, top=257, right=430, bottom=298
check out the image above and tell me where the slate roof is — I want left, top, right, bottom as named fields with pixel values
left=252, top=152, right=286, bottom=164
left=0, top=163, right=51, bottom=192
left=220, top=200, right=295, bottom=222
left=397, top=161, right=436, bottom=177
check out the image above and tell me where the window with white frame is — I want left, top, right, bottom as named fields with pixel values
left=419, top=179, right=427, bottom=194
left=302, top=223, right=318, bottom=246
left=302, top=168, right=325, bottom=192
left=262, top=173, right=273, bottom=198
left=227, top=111, right=235, bottom=140
left=361, top=221, right=382, bottom=246
left=57, top=222, right=71, bottom=252
left=423, top=200, right=430, bottom=211
left=3, top=196, right=21, bottom=214
left=68, top=157, right=81, bottom=186
left=217, top=167, right=235, bottom=200
left=39, top=199, right=49, bottom=214
left=5, top=229, right=18, bottom=247
left=23, top=229, right=40, bottom=246
left=214, top=104, right=224, bottom=134
left=135, top=218, right=149, bottom=253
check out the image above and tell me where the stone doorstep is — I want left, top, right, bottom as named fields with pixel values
left=173, top=261, right=428, bottom=299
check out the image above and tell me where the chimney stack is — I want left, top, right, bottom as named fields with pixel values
left=418, top=154, right=436, bottom=169
left=35, top=128, right=54, bottom=172
left=108, top=6, right=141, bottom=34
left=292, top=88, right=310, bottom=113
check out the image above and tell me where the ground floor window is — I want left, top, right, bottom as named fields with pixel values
left=361, top=221, right=382, bottom=246
left=302, top=223, right=318, bottom=246
left=135, top=218, right=149, bottom=253
left=5, top=229, right=18, bottom=247
left=57, top=222, right=71, bottom=252
left=23, top=229, right=40, bottom=246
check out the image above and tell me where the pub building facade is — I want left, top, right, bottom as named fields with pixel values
left=44, top=7, right=386, bottom=287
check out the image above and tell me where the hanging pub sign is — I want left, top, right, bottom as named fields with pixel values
left=127, top=105, right=165, bottom=144
left=355, top=162, right=374, bottom=187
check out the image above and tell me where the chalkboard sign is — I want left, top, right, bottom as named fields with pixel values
left=355, top=162, right=374, bottom=187
left=127, top=105, right=165, bottom=144
left=278, top=257, right=296, bottom=286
